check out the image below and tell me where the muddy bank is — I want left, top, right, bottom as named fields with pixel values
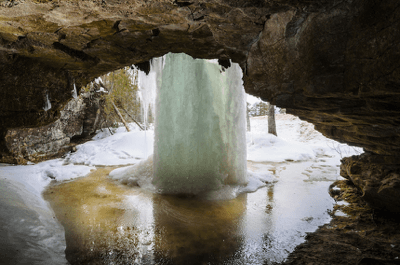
left=283, top=180, right=400, bottom=265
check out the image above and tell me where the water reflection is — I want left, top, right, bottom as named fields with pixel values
left=44, top=168, right=248, bottom=265
left=152, top=194, right=246, bottom=264
left=44, top=158, right=337, bottom=265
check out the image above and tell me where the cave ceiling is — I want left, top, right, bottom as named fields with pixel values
left=0, top=0, right=399, bottom=157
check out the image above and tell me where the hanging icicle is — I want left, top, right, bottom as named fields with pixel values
left=43, top=93, right=52, bottom=111
left=72, top=83, right=78, bottom=99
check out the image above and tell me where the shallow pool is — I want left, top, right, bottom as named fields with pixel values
left=44, top=156, right=339, bottom=265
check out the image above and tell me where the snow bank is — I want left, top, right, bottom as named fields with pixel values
left=247, top=132, right=315, bottom=162
left=66, top=128, right=154, bottom=166
left=1, top=159, right=94, bottom=196
left=247, top=114, right=363, bottom=162
left=109, top=156, right=155, bottom=191
left=0, top=160, right=93, bottom=265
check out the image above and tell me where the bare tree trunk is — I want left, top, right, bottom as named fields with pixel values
left=120, top=106, right=145, bottom=131
left=111, top=100, right=130, bottom=132
left=92, top=109, right=101, bottom=132
left=94, top=80, right=131, bottom=132
left=268, top=104, right=277, bottom=136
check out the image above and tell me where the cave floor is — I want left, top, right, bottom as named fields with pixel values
left=43, top=156, right=339, bottom=265
left=284, top=180, right=400, bottom=265
left=41, top=156, right=400, bottom=265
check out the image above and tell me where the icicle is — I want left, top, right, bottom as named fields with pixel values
left=72, top=83, right=78, bottom=99
left=94, top=77, right=103, bottom=84
left=43, top=93, right=51, bottom=111
left=136, top=57, right=165, bottom=130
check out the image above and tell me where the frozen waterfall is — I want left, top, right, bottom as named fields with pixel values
left=153, top=53, right=247, bottom=195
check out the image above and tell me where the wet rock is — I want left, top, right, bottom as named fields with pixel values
left=357, top=257, right=400, bottom=265
left=341, top=153, right=400, bottom=214
left=284, top=179, right=400, bottom=265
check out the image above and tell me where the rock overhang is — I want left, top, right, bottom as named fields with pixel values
left=0, top=0, right=399, bottom=159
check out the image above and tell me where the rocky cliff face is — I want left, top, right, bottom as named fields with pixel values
left=0, top=0, right=399, bottom=212
left=3, top=93, right=101, bottom=164
left=341, top=153, right=400, bottom=214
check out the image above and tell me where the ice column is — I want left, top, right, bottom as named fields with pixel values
left=137, top=58, right=164, bottom=129
left=153, top=53, right=247, bottom=195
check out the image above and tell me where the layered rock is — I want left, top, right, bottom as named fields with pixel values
left=3, top=93, right=101, bottom=164
left=341, top=153, right=400, bottom=214
left=245, top=1, right=400, bottom=156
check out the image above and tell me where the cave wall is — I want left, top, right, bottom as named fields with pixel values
left=245, top=0, right=400, bottom=156
left=3, top=91, right=102, bottom=164
left=0, top=1, right=400, bottom=210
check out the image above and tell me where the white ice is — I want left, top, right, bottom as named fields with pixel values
left=72, top=83, right=78, bottom=99
left=43, top=93, right=51, bottom=111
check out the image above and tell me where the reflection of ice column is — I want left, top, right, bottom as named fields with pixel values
left=122, top=194, right=155, bottom=264
left=239, top=185, right=275, bottom=263
left=153, top=53, right=247, bottom=195
left=152, top=193, right=247, bottom=264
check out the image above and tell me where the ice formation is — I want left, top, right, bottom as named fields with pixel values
left=152, top=53, right=247, bottom=194
left=137, top=57, right=164, bottom=129
left=43, top=93, right=51, bottom=111
left=72, top=83, right=78, bottom=99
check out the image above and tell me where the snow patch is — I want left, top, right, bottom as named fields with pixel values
left=247, top=133, right=315, bottom=162
left=66, top=126, right=154, bottom=166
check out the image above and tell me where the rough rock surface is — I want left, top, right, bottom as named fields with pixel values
left=3, top=93, right=101, bottom=164
left=283, top=180, right=400, bottom=265
left=341, top=153, right=400, bottom=214
left=0, top=1, right=400, bottom=212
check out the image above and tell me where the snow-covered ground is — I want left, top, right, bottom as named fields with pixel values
left=248, top=114, right=362, bottom=163
left=0, top=160, right=94, bottom=265
left=0, top=114, right=363, bottom=265
left=65, top=126, right=154, bottom=166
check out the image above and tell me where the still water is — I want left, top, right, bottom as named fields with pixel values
left=44, top=157, right=339, bottom=265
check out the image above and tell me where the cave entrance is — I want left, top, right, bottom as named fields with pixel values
left=42, top=53, right=363, bottom=264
